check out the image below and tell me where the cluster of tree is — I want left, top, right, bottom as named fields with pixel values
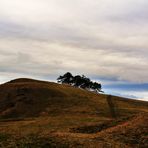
left=57, top=72, right=102, bottom=93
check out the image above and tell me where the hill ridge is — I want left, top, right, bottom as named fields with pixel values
left=0, top=78, right=148, bottom=147
left=0, top=78, right=147, bottom=119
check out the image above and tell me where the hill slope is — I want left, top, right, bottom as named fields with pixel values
left=0, top=78, right=147, bottom=147
left=0, top=78, right=147, bottom=119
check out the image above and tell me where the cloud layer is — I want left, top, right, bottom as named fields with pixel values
left=0, top=0, right=148, bottom=100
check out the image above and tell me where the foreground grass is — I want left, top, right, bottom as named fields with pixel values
left=0, top=112, right=147, bottom=148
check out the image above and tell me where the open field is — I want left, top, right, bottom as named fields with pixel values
left=0, top=78, right=147, bottom=147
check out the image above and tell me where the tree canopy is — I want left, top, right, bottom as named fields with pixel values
left=57, top=72, right=102, bottom=93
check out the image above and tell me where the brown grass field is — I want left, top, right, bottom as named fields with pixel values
left=0, top=78, right=147, bottom=147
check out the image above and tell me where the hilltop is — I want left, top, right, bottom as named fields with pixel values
left=0, top=78, right=147, bottom=147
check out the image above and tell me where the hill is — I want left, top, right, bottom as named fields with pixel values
left=0, top=78, right=147, bottom=147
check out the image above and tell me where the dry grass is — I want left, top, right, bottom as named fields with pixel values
left=0, top=78, right=147, bottom=147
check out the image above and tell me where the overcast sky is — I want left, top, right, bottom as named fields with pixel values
left=0, top=0, right=148, bottom=101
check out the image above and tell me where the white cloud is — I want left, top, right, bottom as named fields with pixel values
left=0, top=0, right=148, bottom=100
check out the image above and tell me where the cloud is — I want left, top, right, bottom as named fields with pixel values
left=0, top=38, right=147, bottom=83
left=0, top=0, right=148, bottom=100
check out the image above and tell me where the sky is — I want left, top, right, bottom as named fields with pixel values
left=0, top=0, right=148, bottom=101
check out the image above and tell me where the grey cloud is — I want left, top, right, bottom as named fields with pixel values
left=0, top=50, right=63, bottom=76
left=0, top=0, right=148, bottom=87
left=106, top=1, right=148, bottom=23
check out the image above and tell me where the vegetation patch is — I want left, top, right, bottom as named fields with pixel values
left=16, top=135, right=69, bottom=148
left=70, top=117, right=132, bottom=134
left=0, top=133, right=11, bottom=141
left=0, top=134, right=70, bottom=148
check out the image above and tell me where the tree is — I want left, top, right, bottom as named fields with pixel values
left=80, top=75, right=91, bottom=89
left=57, top=72, right=73, bottom=84
left=73, top=75, right=83, bottom=87
left=91, top=82, right=102, bottom=92
left=57, top=72, right=103, bottom=93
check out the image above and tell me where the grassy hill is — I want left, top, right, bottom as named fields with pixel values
left=0, top=78, right=147, bottom=147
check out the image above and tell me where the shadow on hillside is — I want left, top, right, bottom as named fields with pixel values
left=70, top=116, right=132, bottom=134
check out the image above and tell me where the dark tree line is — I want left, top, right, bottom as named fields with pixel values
left=57, top=72, right=102, bottom=93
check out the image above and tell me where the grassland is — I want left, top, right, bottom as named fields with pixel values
left=0, top=78, right=147, bottom=147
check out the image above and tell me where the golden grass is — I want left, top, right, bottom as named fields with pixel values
left=0, top=78, right=147, bottom=147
